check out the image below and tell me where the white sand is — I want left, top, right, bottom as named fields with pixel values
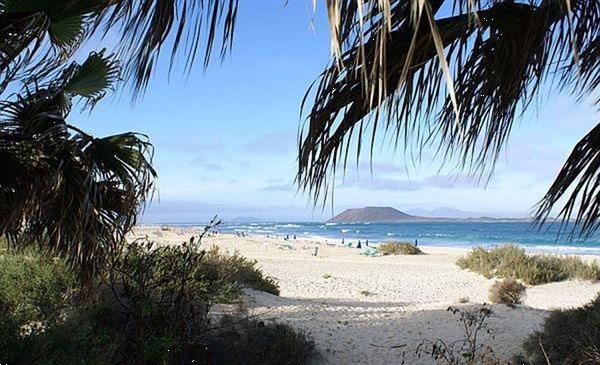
left=131, top=226, right=600, bottom=364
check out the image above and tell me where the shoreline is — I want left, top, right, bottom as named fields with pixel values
left=131, top=226, right=600, bottom=364
left=136, top=223, right=600, bottom=256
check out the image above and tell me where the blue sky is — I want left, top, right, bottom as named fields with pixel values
left=75, top=1, right=598, bottom=222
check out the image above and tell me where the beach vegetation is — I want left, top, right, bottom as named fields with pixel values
left=360, top=290, right=375, bottom=296
left=207, top=315, right=317, bottom=365
left=457, top=245, right=600, bottom=285
left=414, top=305, right=503, bottom=364
left=378, top=242, right=423, bottom=256
left=0, top=0, right=237, bottom=283
left=488, top=279, right=526, bottom=307
left=0, top=52, right=156, bottom=283
left=323, top=273, right=333, bottom=279
left=523, top=294, right=600, bottom=364
left=0, top=238, right=77, bottom=359
left=0, top=232, right=304, bottom=364
left=203, top=246, right=280, bottom=297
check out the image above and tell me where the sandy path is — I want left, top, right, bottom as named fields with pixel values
left=132, top=226, right=600, bottom=364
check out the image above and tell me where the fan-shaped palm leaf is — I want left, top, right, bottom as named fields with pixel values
left=0, top=53, right=155, bottom=281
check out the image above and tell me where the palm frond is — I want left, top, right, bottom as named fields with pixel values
left=0, top=0, right=102, bottom=94
left=0, top=53, right=155, bottom=282
left=1, top=0, right=238, bottom=98
left=94, top=0, right=239, bottom=97
left=299, top=0, right=599, bottom=235
left=535, top=122, right=600, bottom=238
left=62, top=49, right=120, bottom=108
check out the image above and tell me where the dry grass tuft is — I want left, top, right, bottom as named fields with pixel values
left=488, top=278, right=526, bottom=306
left=378, top=242, right=422, bottom=256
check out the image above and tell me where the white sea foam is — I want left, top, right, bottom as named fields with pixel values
left=275, top=224, right=301, bottom=228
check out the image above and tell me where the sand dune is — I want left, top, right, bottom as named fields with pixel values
left=132, top=226, right=600, bottom=364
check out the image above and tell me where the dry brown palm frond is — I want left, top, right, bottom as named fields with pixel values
left=300, top=0, right=599, bottom=234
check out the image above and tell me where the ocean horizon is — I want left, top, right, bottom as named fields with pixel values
left=153, top=221, right=600, bottom=256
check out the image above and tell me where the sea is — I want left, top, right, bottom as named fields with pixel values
left=174, top=221, right=600, bottom=255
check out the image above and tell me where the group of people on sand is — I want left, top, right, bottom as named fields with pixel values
left=265, top=234, right=297, bottom=240
left=340, top=238, right=370, bottom=248
left=206, top=230, right=220, bottom=237
left=339, top=238, right=419, bottom=249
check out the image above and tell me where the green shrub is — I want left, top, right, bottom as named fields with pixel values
left=523, top=294, right=600, bottom=364
left=203, top=315, right=317, bottom=365
left=10, top=301, right=128, bottom=364
left=0, top=242, right=76, bottom=327
left=202, top=246, right=280, bottom=297
left=0, top=235, right=298, bottom=364
left=457, top=245, right=600, bottom=285
left=378, top=242, right=422, bottom=255
left=0, top=237, right=78, bottom=363
left=488, top=278, right=526, bottom=306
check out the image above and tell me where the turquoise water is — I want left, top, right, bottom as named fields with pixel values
left=197, top=221, right=600, bottom=255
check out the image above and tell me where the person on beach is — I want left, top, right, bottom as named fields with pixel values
left=414, top=239, right=418, bottom=247
left=357, top=240, right=362, bottom=249
left=342, top=238, right=345, bottom=245
left=365, top=239, right=369, bottom=247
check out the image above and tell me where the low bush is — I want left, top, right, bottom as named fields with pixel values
left=0, top=231, right=304, bottom=364
left=0, top=258, right=75, bottom=329
left=203, top=315, right=317, bottom=365
left=202, top=246, right=280, bottom=297
left=0, top=237, right=78, bottom=363
left=0, top=238, right=76, bottom=329
left=523, top=294, right=600, bottom=364
left=456, top=245, right=600, bottom=285
left=488, top=278, right=526, bottom=306
left=378, top=242, right=423, bottom=255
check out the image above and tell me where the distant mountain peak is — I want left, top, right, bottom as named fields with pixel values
left=327, top=206, right=421, bottom=223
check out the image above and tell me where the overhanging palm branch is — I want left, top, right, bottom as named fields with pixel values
left=536, top=123, right=600, bottom=238
left=299, top=0, right=599, bottom=235
left=0, top=0, right=237, bottom=280
left=0, top=0, right=238, bottom=97
left=94, top=0, right=238, bottom=96
left=0, top=52, right=155, bottom=281
left=0, top=0, right=105, bottom=93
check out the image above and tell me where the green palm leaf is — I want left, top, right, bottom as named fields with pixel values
left=0, top=54, right=154, bottom=282
left=1, top=0, right=239, bottom=98
left=49, top=15, right=82, bottom=48
left=63, top=50, right=120, bottom=100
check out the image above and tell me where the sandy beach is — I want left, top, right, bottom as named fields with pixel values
left=131, top=226, right=600, bottom=364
